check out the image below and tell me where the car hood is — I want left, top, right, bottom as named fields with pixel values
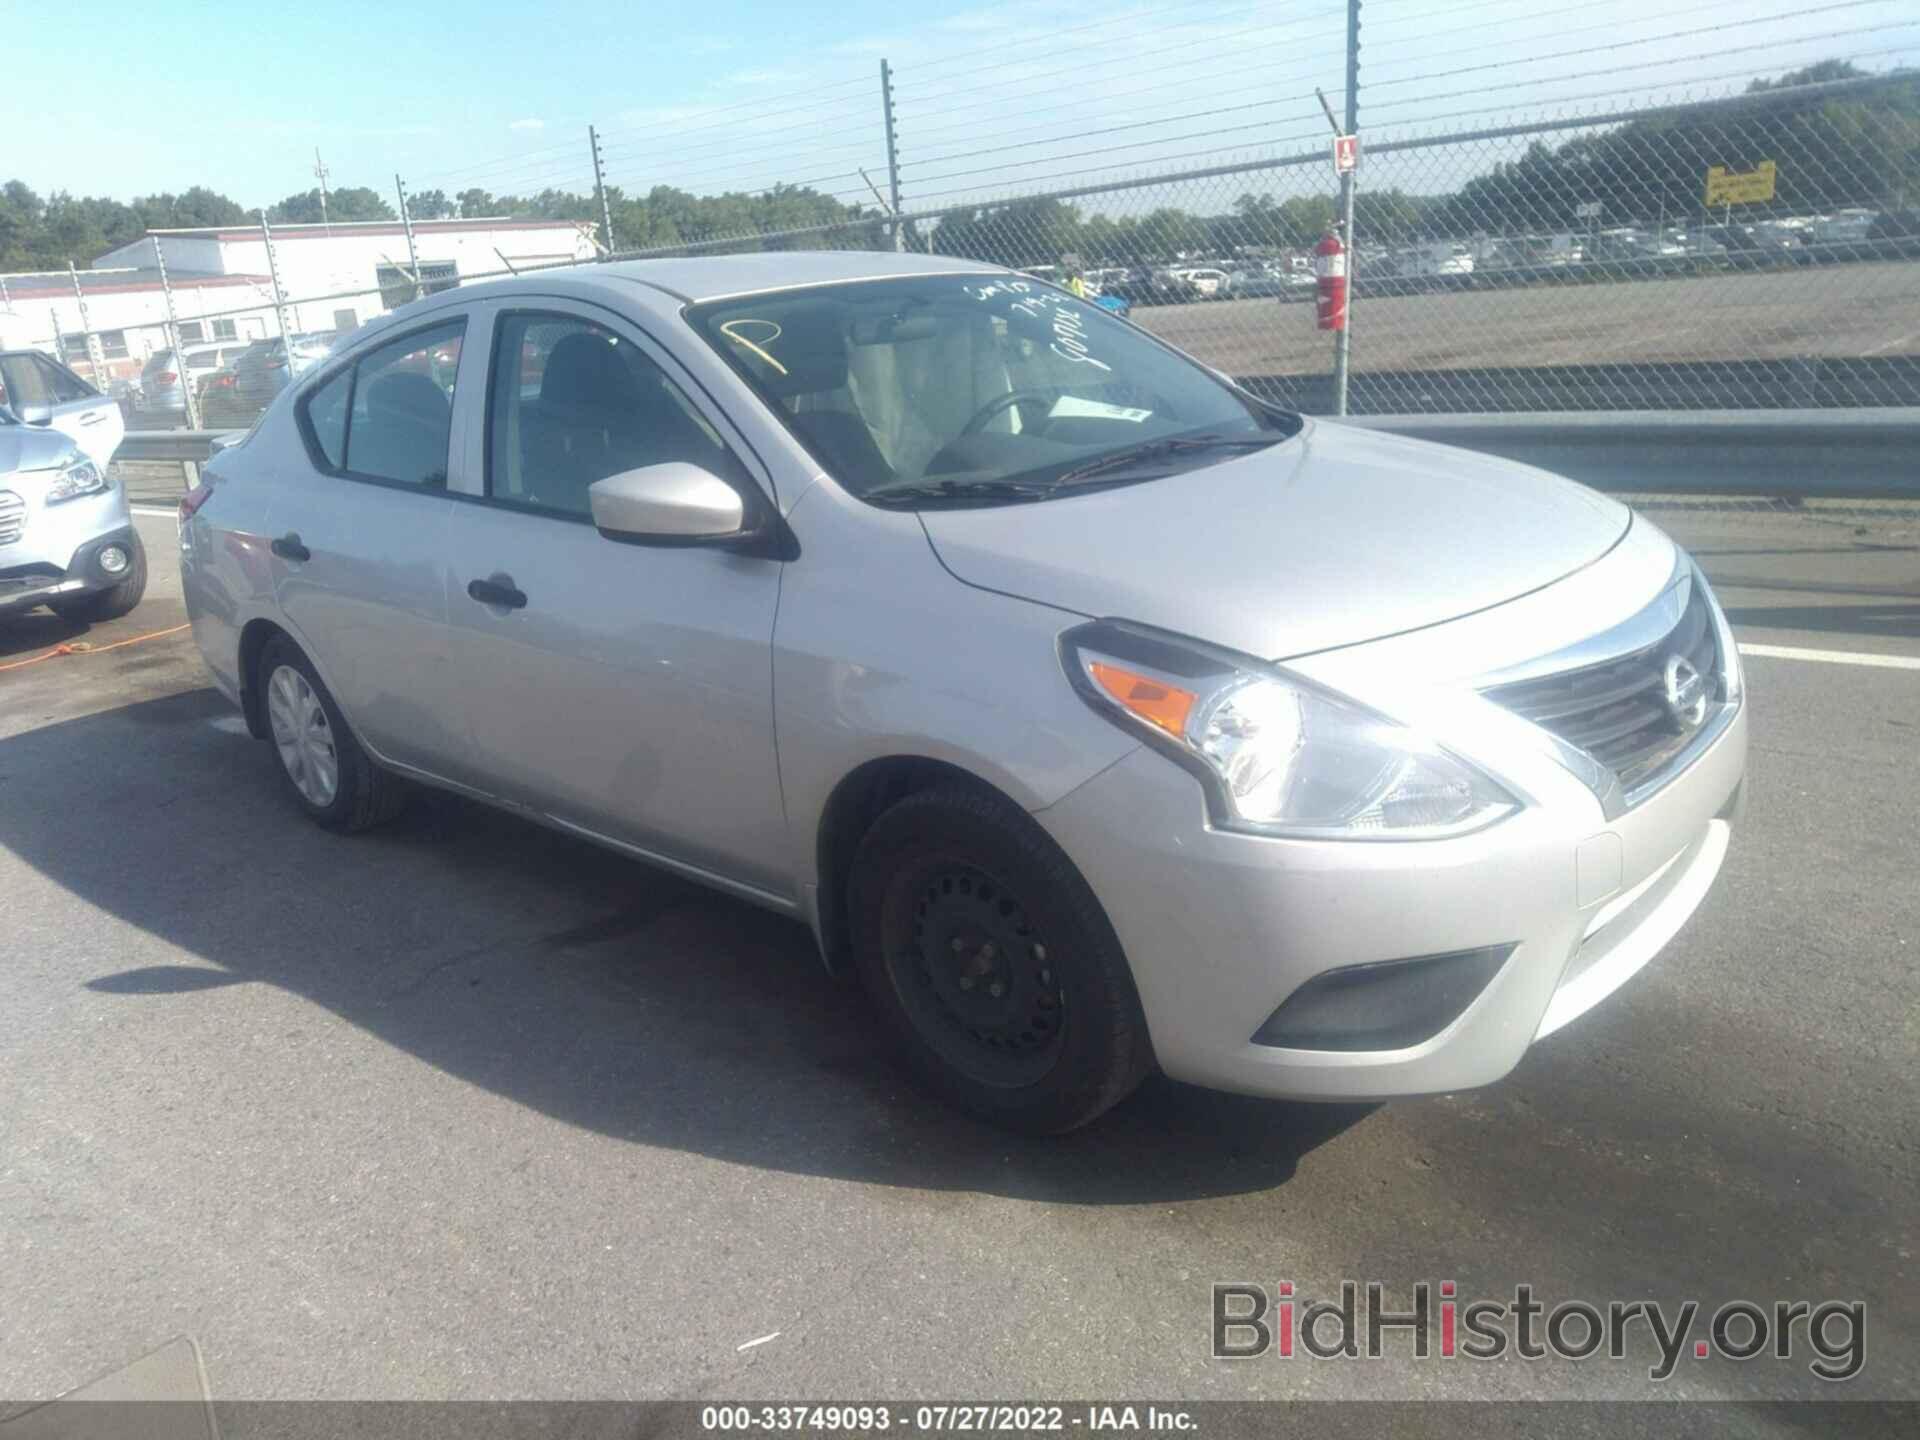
left=917, top=419, right=1632, bottom=660
left=0, top=423, right=80, bottom=478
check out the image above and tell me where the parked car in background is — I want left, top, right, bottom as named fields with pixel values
left=1170, top=266, right=1230, bottom=298
left=181, top=252, right=1745, bottom=1133
left=225, top=333, right=340, bottom=424
left=0, top=349, right=126, bottom=468
left=0, top=399, right=146, bottom=622
left=141, top=341, right=257, bottom=418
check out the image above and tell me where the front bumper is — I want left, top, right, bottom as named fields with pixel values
left=1035, top=686, right=1747, bottom=1103
left=0, top=475, right=137, bottom=614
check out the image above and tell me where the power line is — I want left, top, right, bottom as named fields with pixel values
left=900, top=9, right=1348, bottom=114
left=903, top=97, right=1334, bottom=174
left=1371, top=0, right=1898, bottom=89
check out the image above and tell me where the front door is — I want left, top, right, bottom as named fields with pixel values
left=0, top=354, right=123, bottom=468
left=443, top=303, right=789, bottom=897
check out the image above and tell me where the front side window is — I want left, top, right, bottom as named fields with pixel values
left=302, top=319, right=464, bottom=487
left=41, top=358, right=94, bottom=402
left=687, top=274, right=1296, bottom=507
left=0, top=356, right=52, bottom=410
left=486, top=312, right=736, bottom=519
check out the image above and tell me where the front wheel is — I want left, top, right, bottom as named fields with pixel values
left=848, top=784, right=1151, bottom=1133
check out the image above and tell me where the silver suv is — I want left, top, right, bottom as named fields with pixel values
left=180, top=254, right=1745, bottom=1132
left=0, top=402, right=145, bottom=622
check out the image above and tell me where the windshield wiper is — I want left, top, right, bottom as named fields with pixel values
left=864, top=477, right=1056, bottom=507
left=1053, top=433, right=1278, bottom=487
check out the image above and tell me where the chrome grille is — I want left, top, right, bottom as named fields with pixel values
left=1484, top=581, right=1723, bottom=797
left=0, top=491, right=23, bottom=547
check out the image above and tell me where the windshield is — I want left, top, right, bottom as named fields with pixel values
left=686, top=274, right=1297, bottom=506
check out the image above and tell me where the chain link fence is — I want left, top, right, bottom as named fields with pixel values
left=6, top=3, right=1916, bottom=465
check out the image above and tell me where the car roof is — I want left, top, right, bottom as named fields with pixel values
left=399, top=250, right=1005, bottom=317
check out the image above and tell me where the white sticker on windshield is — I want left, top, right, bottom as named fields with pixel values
left=1049, top=397, right=1152, bottom=423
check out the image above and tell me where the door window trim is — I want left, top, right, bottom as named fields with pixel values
left=293, top=314, right=469, bottom=496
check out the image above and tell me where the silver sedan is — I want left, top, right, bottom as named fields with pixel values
left=179, top=252, right=1746, bottom=1132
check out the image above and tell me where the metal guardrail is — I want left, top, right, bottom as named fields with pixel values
left=1341, top=409, right=1920, bottom=500
left=119, top=409, right=1920, bottom=501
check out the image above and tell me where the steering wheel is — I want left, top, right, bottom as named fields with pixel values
left=960, top=389, right=1058, bottom=437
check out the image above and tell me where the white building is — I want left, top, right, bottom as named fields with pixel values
left=1, top=217, right=599, bottom=390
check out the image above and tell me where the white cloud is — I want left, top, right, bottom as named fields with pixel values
left=509, top=118, right=547, bottom=132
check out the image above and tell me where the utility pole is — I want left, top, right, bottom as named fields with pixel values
left=880, top=59, right=904, bottom=253
left=152, top=236, right=200, bottom=430
left=590, top=125, right=617, bottom=258
left=314, top=148, right=333, bottom=234
left=395, top=175, right=423, bottom=301
left=66, top=261, right=107, bottom=393
left=1332, top=0, right=1361, bottom=417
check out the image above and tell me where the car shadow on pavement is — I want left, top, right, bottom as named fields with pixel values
left=0, top=610, right=92, bottom=659
left=2, top=687, right=1369, bottom=1205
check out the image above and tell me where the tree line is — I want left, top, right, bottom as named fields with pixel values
left=4, top=60, right=1908, bottom=276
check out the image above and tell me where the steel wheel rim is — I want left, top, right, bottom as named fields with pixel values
left=885, top=861, right=1066, bottom=1089
left=267, top=664, right=339, bottom=808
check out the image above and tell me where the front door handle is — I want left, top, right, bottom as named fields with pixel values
left=270, top=532, right=310, bottom=562
left=80, top=411, right=108, bottom=425
left=467, top=576, right=528, bottom=610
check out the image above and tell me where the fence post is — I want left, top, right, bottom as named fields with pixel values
left=258, top=212, right=295, bottom=347
left=152, top=236, right=200, bottom=430
left=881, top=59, right=904, bottom=252
left=1332, top=0, right=1361, bottom=417
left=395, top=176, right=423, bottom=300
left=590, top=125, right=617, bottom=258
left=67, top=261, right=108, bottom=393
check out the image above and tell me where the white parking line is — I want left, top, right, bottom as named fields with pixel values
left=1739, top=642, right=1920, bottom=671
left=130, top=504, right=178, bottom=517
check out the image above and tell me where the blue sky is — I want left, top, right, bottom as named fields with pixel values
left=5, top=0, right=1916, bottom=213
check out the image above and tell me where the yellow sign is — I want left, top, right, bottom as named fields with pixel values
left=1704, top=160, right=1777, bottom=207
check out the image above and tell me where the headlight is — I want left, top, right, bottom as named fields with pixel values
left=45, top=456, right=108, bottom=504
left=1062, top=621, right=1517, bottom=840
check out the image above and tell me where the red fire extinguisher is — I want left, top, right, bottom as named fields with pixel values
left=1315, top=226, right=1347, bottom=332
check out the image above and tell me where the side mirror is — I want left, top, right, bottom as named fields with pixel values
left=17, top=403, right=52, bottom=426
left=588, top=462, right=747, bottom=545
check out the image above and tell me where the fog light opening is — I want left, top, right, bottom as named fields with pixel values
left=1251, top=944, right=1516, bottom=1052
left=99, top=544, right=130, bottom=576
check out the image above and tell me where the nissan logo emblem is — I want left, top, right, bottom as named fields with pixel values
left=1663, top=654, right=1709, bottom=728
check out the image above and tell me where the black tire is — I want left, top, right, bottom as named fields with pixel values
left=49, top=534, right=147, bottom=623
left=848, top=784, right=1151, bottom=1134
left=256, top=635, right=407, bottom=833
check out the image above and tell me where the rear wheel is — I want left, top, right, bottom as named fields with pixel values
left=848, top=784, right=1150, bottom=1133
left=257, top=636, right=407, bottom=832
left=49, top=535, right=147, bottom=623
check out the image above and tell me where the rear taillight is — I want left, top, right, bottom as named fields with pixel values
left=179, top=481, right=214, bottom=521
left=210, top=375, right=235, bottom=389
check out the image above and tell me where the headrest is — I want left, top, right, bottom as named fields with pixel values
left=365, top=372, right=448, bottom=426
left=541, top=332, right=632, bottom=409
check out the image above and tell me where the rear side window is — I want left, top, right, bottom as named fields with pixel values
left=306, top=369, right=350, bottom=469
left=299, top=319, right=465, bottom=487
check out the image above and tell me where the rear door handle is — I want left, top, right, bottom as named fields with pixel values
left=270, top=533, right=311, bottom=562
left=467, top=576, right=528, bottom=610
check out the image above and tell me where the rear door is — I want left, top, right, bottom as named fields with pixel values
left=267, top=315, right=473, bottom=780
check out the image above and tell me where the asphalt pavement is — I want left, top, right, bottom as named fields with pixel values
left=0, top=502, right=1914, bottom=1415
